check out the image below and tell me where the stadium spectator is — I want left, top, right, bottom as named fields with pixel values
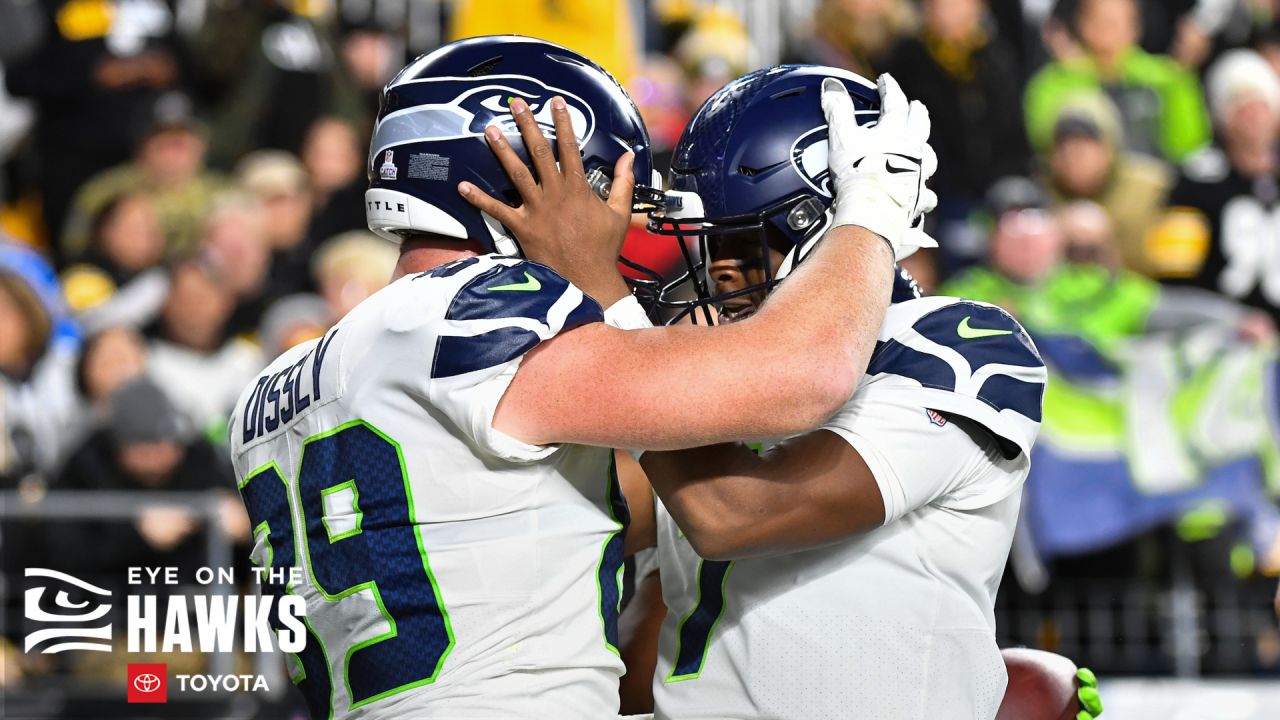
left=237, top=150, right=317, bottom=299
left=145, top=257, right=260, bottom=438
left=5, top=0, right=185, bottom=256
left=60, top=192, right=172, bottom=334
left=942, top=199, right=1270, bottom=351
left=1057, top=199, right=1122, bottom=270
left=672, top=7, right=752, bottom=110
left=201, top=191, right=274, bottom=339
left=0, top=242, right=79, bottom=479
left=1040, top=90, right=1171, bottom=276
left=302, top=116, right=362, bottom=206
left=301, top=116, right=369, bottom=242
left=1047, top=0, right=1248, bottom=67
left=1025, top=0, right=1211, bottom=163
left=53, top=377, right=242, bottom=576
left=0, top=269, right=52, bottom=384
left=63, top=325, right=149, bottom=458
left=258, top=293, right=331, bottom=359
left=65, top=192, right=164, bottom=287
left=1154, top=49, right=1280, bottom=322
left=886, top=0, right=1030, bottom=250
left=59, top=93, right=226, bottom=261
left=203, top=2, right=363, bottom=167
left=788, top=0, right=916, bottom=75
left=310, top=230, right=397, bottom=319
left=75, top=326, right=147, bottom=409
left=338, top=18, right=400, bottom=111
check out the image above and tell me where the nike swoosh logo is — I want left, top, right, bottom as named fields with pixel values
left=885, top=153, right=922, bottom=175
left=489, top=272, right=542, bottom=292
left=957, top=316, right=1014, bottom=339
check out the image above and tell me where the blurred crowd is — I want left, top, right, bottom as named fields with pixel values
left=3, top=0, right=1280, bottom=686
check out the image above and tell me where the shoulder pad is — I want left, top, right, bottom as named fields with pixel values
left=869, top=298, right=1046, bottom=454
left=1180, top=147, right=1229, bottom=184
left=444, top=259, right=602, bottom=326
left=430, top=258, right=602, bottom=379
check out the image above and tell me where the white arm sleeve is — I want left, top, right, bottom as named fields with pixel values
left=604, top=295, right=654, bottom=330
left=821, top=380, right=1029, bottom=525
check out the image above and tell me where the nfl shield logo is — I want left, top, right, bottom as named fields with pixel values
left=379, top=150, right=397, bottom=180
left=926, top=408, right=947, bottom=427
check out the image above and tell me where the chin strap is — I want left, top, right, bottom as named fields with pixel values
left=775, top=210, right=834, bottom=282
left=481, top=210, right=522, bottom=257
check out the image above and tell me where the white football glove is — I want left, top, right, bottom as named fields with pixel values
left=823, top=74, right=938, bottom=261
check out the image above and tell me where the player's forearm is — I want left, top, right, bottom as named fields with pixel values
left=642, top=443, right=767, bottom=559
left=644, top=443, right=828, bottom=560
left=616, top=449, right=658, bottom=555
left=499, top=228, right=890, bottom=450
left=644, top=432, right=886, bottom=560
left=736, top=224, right=893, bottom=414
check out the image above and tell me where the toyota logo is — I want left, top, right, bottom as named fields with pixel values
left=133, top=673, right=161, bottom=693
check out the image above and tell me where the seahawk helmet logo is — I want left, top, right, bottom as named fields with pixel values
left=790, top=126, right=832, bottom=198
left=370, top=75, right=596, bottom=168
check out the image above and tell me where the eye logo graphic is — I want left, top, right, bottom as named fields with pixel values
left=23, top=568, right=113, bottom=654
left=788, top=106, right=880, bottom=198
left=790, top=127, right=833, bottom=199
left=127, top=663, right=168, bottom=703
left=369, top=75, right=596, bottom=171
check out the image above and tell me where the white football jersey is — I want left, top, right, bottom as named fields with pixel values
left=228, top=255, right=628, bottom=720
left=653, top=295, right=1047, bottom=720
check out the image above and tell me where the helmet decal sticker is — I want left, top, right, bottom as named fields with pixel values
left=789, top=126, right=832, bottom=198
left=370, top=75, right=596, bottom=166
left=379, top=150, right=397, bottom=180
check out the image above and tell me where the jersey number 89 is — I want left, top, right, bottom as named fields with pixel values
left=238, top=420, right=454, bottom=719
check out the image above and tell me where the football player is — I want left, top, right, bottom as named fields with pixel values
left=526, top=66, right=1047, bottom=719
left=228, top=39, right=935, bottom=720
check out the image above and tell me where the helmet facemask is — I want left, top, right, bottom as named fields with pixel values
left=645, top=190, right=832, bottom=325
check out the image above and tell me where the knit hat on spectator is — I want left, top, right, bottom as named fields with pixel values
left=259, top=293, right=331, bottom=357
left=986, top=176, right=1048, bottom=217
left=109, top=377, right=186, bottom=446
left=1049, top=91, right=1123, bottom=150
left=133, top=91, right=204, bottom=147
left=1205, top=49, right=1280, bottom=125
left=237, top=150, right=309, bottom=198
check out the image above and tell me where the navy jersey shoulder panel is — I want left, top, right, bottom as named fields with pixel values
left=911, top=301, right=1042, bottom=370
left=445, top=260, right=604, bottom=328
left=977, top=374, right=1044, bottom=422
left=868, top=300, right=1045, bottom=424
left=431, top=261, right=602, bottom=379
left=867, top=339, right=957, bottom=391
left=432, top=326, right=542, bottom=379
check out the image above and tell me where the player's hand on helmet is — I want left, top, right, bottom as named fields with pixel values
left=458, top=96, right=635, bottom=306
left=1075, top=667, right=1103, bottom=719
left=822, top=73, right=938, bottom=261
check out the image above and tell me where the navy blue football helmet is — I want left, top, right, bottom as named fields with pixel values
left=366, top=35, right=663, bottom=255
left=646, top=65, right=917, bottom=324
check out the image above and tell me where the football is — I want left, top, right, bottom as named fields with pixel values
left=997, top=648, right=1081, bottom=720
